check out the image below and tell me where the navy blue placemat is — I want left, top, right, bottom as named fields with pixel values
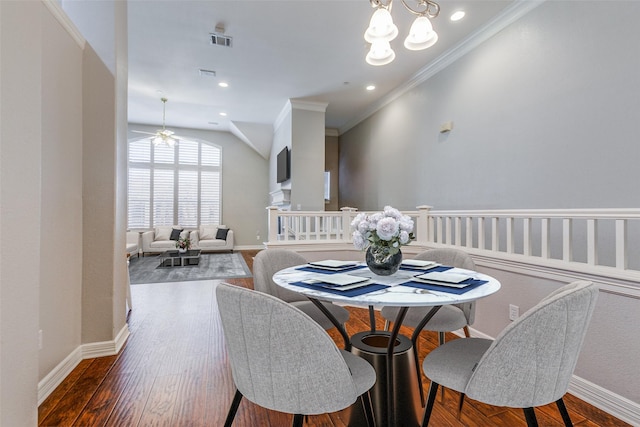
left=399, top=265, right=453, bottom=273
left=399, top=279, right=488, bottom=295
left=289, top=281, right=388, bottom=297
left=296, top=265, right=367, bottom=274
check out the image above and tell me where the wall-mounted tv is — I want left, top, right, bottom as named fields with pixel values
left=276, top=146, right=290, bottom=183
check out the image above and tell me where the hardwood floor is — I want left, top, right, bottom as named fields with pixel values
left=39, top=250, right=629, bottom=427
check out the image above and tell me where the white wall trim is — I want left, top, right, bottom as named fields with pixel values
left=569, top=376, right=640, bottom=426
left=37, top=346, right=83, bottom=406
left=41, top=0, right=86, bottom=49
left=37, top=324, right=130, bottom=405
left=338, top=0, right=545, bottom=134
left=82, top=324, right=130, bottom=359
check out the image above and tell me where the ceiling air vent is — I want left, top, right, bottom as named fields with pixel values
left=210, top=33, right=232, bottom=47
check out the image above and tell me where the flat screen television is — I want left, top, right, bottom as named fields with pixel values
left=276, top=146, right=290, bottom=183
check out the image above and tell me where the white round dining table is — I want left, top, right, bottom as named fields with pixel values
left=272, top=261, right=501, bottom=427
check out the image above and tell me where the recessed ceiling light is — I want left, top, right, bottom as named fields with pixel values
left=218, top=82, right=229, bottom=88
left=450, top=10, right=465, bottom=21
left=219, top=112, right=227, bottom=117
left=366, top=85, right=376, bottom=91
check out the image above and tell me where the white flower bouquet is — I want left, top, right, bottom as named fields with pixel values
left=351, top=206, right=415, bottom=257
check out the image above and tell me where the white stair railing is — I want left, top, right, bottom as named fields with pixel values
left=266, top=206, right=640, bottom=278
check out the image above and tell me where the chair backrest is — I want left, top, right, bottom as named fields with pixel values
left=415, top=249, right=477, bottom=324
left=215, top=282, right=359, bottom=415
left=252, top=249, right=308, bottom=303
left=465, top=280, right=598, bottom=408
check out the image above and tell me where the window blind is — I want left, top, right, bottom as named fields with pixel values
left=127, top=138, right=221, bottom=229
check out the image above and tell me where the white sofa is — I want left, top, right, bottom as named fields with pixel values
left=126, top=231, right=140, bottom=257
left=141, top=226, right=191, bottom=256
left=190, top=225, right=234, bottom=253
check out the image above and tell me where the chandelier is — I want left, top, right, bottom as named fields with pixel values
left=364, top=0, right=440, bottom=66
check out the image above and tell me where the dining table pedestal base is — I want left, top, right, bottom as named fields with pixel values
left=348, top=331, right=422, bottom=427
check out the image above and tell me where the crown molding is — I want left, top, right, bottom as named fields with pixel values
left=339, top=0, right=546, bottom=135
left=41, top=0, right=86, bottom=49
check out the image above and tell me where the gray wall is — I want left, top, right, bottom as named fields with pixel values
left=128, top=125, right=270, bottom=247
left=1, top=3, right=43, bottom=425
left=340, top=1, right=640, bottom=211
left=339, top=0, right=640, bottom=407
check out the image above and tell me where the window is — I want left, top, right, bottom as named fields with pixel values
left=127, top=138, right=221, bottom=229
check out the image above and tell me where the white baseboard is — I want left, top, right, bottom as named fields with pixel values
left=462, top=328, right=640, bottom=425
left=37, top=346, right=83, bottom=406
left=569, top=376, right=640, bottom=426
left=37, top=324, right=130, bottom=406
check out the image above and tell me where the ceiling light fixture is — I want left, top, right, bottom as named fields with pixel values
left=131, top=97, right=181, bottom=147
left=218, top=82, right=229, bottom=88
left=365, top=0, right=440, bottom=66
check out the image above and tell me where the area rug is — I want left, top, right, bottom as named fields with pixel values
left=128, top=252, right=252, bottom=284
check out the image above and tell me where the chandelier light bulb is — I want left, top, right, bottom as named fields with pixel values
left=366, top=40, right=396, bottom=66
left=404, top=16, right=438, bottom=50
left=364, top=7, right=398, bottom=42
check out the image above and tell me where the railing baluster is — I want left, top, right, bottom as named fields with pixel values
left=466, top=217, right=473, bottom=248
left=563, top=218, right=572, bottom=262
left=506, top=217, right=514, bottom=254
left=491, top=217, right=499, bottom=251
left=455, top=217, right=462, bottom=246
left=446, top=217, right=452, bottom=245
left=436, top=217, right=443, bottom=244
left=616, top=219, right=627, bottom=269
left=523, top=217, right=532, bottom=256
left=478, top=217, right=485, bottom=250
left=587, top=219, right=597, bottom=265
left=541, top=218, right=550, bottom=258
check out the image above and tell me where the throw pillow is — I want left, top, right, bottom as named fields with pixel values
left=170, top=228, right=183, bottom=241
left=200, top=226, right=217, bottom=241
left=155, top=226, right=172, bottom=241
left=216, top=228, right=229, bottom=240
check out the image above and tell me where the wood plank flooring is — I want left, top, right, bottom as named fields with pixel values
left=39, top=250, right=629, bottom=426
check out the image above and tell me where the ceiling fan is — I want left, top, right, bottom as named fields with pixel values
left=131, top=97, right=184, bottom=147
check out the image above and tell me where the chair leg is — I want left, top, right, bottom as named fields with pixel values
left=361, top=391, right=377, bottom=427
left=383, top=319, right=390, bottom=331
left=457, top=393, right=466, bottom=420
left=412, top=339, right=425, bottom=405
left=463, top=325, right=471, bottom=337
left=223, top=389, right=243, bottom=427
left=438, top=332, right=445, bottom=403
left=523, top=407, right=538, bottom=427
left=556, top=398, right=574, bottom=427
left=292, top=414, right=304, bottom=427
left=420, top=382, right=439, bottom=427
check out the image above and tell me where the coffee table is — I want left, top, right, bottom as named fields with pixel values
left=159, top=249, right=201, bottom=267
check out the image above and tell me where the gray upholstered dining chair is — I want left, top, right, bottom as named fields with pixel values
left=420, top=280, right=598, bottom=427
left=215, top=282, right=376, bottom=427
left=253, top=248, right=350, bottom=330
left=380, top=248, right=477, bottom=402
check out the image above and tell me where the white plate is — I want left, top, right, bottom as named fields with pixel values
left=402, top=259, right=437, bottom=267
left=308, top=260, right=359, bottom=269
left=306, top=273, right=370, bottom=286
left=411, top=278, right=471, bottom=288
left=415, top=271, right=471, bottom=284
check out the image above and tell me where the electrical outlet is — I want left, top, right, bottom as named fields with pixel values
left=509, top=304, right=519, bottom=321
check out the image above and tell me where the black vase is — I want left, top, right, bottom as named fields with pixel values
left=366, top=246, right=402, bottom=276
